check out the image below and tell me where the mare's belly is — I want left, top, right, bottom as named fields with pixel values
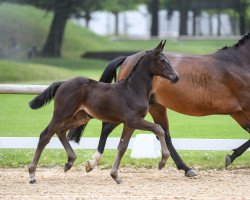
left=153, top=80, right=241, bottom=116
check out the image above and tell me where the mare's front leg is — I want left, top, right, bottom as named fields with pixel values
left=149, top=102, right=197, bottom=177
left=127, top=117, right=170, bottom=170
left=110, top=125, right=134, bottom=184
left=85, top=122, right=119, bottom=172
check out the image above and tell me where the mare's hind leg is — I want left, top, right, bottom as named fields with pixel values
left=85, top=122, right=119, bottom=172
left=110, top=125, right=134, bottom=184
left=28, top=124, right=55, bottom=184
left=225, top=140, right=250, bottom=167
left=57, top=132, right=76, bottom=172
left=227, top=112, right=250, bottom=167
left=149, top=102, right=197, bottom=177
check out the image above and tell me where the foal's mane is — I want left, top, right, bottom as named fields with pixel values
left=123, top=53, right=147, bottom=82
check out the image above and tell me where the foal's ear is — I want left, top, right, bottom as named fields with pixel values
left=154, top=40, right=166, bottom=54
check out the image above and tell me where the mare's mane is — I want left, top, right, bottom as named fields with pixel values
left=219, top=32, right=250, bottom=51
left=215, top=32, right=250, bottom=66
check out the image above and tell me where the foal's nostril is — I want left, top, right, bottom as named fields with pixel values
left=172, top=76, right=179, bottom=83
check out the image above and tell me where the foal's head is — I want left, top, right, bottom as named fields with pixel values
left=147, top=40, right=179, bottom=83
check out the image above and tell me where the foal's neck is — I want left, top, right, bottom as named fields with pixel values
left=125, top=57, right=153, bottom=98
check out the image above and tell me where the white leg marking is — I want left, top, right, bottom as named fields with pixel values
left=89, top=151, right=102, bottom=168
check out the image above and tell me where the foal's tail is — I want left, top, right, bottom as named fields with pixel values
left=99, top=56, right=127, bottom=83
left=29, top=81, right=64, bottom=109
left=67, top=56, right=127, bottom=143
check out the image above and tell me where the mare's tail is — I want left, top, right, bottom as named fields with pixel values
left=99, top=56, right=127, bottom=83
left=67, top=56, right=127, bottom=143
left=67, top=124, right=87, bottom=143
left=29, top=81, right=64, bottom=109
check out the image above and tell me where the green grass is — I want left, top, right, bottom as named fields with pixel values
left=0, top=149, right=249, bottom=169
left=0, top=60, right=78, bottom=83
left=0, top=94, right=248, bottom=139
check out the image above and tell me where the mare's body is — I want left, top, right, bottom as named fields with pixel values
left=82, top=34, right=250, bottom=176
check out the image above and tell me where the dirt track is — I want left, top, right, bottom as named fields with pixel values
left=0, top=167, right=249, bottom=200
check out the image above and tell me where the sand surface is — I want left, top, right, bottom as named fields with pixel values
left=0, top=167, right=249, bottom=200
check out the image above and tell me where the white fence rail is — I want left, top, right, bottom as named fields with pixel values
left=0, top=137, right=248, bottom=151
left=0, top=84, right=47, bottom=94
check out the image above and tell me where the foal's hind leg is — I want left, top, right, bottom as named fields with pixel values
left=110, top=125, right=134, bottom=184
left=28, top=125, right=55, bottom=184
left=57, top=132, right=76, bottom=172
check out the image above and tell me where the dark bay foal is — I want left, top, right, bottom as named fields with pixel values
left=28, top=41, right=179, bottom=184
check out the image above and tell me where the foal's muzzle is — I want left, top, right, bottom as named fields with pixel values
left=171, top=75, right=179, bottom=84
left=171, top=76, right=180, bottom=83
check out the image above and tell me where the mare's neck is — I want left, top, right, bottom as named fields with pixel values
left=216, top=38, right=250, bottom=67
left=125, top=57, right=153, bottom=98
left=215, top=43, right=250, bottom=67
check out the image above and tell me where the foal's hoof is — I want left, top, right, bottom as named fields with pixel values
left=85, top=161, right=93, bottom=173
left=29, top=179, right=36, bottom=184
left=114, top=177, right=123, bottom=184
left=64, top=164, right=71, bottom=173
left=225, top=155, right=232, bottom=168
left=185, top=169, right=198, bottom=177
left=158, top=160, right=166, bottom=170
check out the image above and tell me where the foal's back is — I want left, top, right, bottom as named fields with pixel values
left=54, top=76, right=126, bottom=123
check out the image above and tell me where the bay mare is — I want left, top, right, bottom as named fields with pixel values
left=75, top=33, right=250, bottom=177
left=28, top=41, right=179, bottom=184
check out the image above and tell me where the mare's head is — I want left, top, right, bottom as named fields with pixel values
left=147, top=40, right=179, bottom=83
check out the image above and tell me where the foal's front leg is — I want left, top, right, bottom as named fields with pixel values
left=110, top=125, right=134, bottom=184
left=128, top=117, right=170, bottom=170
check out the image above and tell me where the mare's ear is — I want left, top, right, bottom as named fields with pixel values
left=154, top=40, right=166, bottom=54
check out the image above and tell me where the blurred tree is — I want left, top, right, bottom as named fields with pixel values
left=103, top=0, right=143, bottom=35
left=150, top=0, right=159, bottom=36
left=0, top=0, right=105, bottom=57
left=75, top=0, right=104, bottom=28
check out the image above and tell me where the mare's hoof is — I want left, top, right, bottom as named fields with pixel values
left=29, top=179, right=36, bottom=184
left=158, top=160, right=166, bottom=170
left=85, top=161, right=93, bottom=173
left=225, top=155, right=232, bottom=168
left=185, top=169, right=198, bottom=177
